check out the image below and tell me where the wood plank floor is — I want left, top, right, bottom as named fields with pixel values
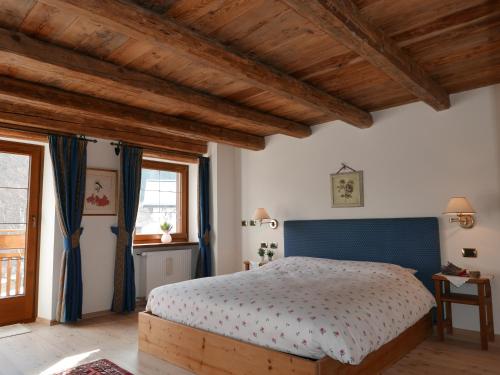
left=0, top=313, right=498, bottom=375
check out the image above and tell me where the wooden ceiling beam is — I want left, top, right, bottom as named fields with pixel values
left=0, top=77, right=265, bottom=151
left=0, top=29, right=310, bottom=139
left=143, top=149, right=199, bottom=164
left=39, top=0, right=373, bottom=128
left=0, top=123, right=47, bottom=142
left=0, top=102, right=208, bottom=154
left=283, top=0, right=450, bottom=111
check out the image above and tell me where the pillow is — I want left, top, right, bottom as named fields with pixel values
left=404, top=267, right=418, bottom=275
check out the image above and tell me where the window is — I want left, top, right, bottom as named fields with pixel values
left=134, top=160, right=188, bottom=244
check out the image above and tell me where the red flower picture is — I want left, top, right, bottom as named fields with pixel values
left=84, top=169, right=117, bottom=215
left=86, top=193, right=110, bottom=207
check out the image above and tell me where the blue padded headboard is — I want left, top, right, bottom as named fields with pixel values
left=284, top=217, right=441, bottom=293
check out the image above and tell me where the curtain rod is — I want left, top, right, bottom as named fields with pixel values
left=110, top=141, right=202, bottom=162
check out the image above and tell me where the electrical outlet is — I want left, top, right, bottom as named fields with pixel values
left=270, top=242, right=278, bottom=249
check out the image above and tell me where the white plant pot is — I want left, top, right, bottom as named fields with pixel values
left=161, top=231, right=172, bottom=243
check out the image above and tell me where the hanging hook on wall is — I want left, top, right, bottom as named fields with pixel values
left=110, top=141, right=123, bottom=156
left=334, top=162, right=357, bottom=175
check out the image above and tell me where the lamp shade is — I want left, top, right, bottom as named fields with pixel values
left=253, top=208, right=271, bottom=221
left=444, top=197, right=475, bottom=215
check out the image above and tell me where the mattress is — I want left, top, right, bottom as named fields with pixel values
left=146, top=256, right=435, bottom=364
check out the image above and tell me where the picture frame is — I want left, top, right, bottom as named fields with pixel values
left=83, top=168, right=118, bottom=216
left=330, top=170, right=364, bottom=208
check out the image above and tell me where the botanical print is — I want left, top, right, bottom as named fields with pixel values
left=330, top=171, right=364, bottom=207
left=84, top=169, right=117, bottom=215
left=337, top=177, right=354, bottom=199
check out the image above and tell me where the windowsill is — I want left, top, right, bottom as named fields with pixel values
left=133, top=241, right=198, bottom=249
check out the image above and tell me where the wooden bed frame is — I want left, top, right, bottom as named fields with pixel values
left=138, top=311, right=432, bottom=375
left=139, top=218, right=439, bottom=374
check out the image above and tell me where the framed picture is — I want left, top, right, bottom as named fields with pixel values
left=330, top=170, right=364, bottom=208
left=84, top=168, right=118, bottom=216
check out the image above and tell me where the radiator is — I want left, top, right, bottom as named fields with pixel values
left=143, top=249, right=192, bottom=297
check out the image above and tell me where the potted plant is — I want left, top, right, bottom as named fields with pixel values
left=266, top=249, right=275, bottom=262
left=257, top=248, right=266, bottom=263
left=160, top=222, right=173, bottom=243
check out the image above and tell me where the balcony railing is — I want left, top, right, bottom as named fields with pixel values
left=0, top=230, right=26, bottom=298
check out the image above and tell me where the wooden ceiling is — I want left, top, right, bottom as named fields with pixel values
left=0, top=0, right=498, bottom=159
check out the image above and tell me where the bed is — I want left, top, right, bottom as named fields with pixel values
left=139, top=217, right=441, bottom=375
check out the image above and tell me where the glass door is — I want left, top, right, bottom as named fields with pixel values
left=0, top=139, right=43, bottom=326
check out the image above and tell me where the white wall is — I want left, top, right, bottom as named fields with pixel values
left=239, top=84, right=500, bottom=333
left=208, top=143, right=241, bottom=276
left=79, top=141, right=120, bottom=314
left=37, top=145, right=59, bottom=320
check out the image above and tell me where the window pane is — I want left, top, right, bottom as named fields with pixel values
left=136, top=168, right=179, bottom=234
left=0, top=188, right=27, bottom=224
left=0, top=153, right=29, bottom=189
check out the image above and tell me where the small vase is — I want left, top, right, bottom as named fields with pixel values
left=161, top=231, right=172, bottom=244
left=268, top=256, right=273, bottom=262
left=260, top=256, right=265, bottom=263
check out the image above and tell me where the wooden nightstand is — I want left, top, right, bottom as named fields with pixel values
left=433, top=274, right=495, bottom=350
left=243, top=260, right=264, bottom=271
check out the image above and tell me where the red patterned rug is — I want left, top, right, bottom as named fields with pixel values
left=55, top=359, right=133, bottom=375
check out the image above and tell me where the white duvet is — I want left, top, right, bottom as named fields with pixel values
left=146, top=257, right=435, bottom=364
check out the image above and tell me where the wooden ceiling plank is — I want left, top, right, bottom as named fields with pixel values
left=19, top=2, right=77, bottom=41
left=0, top=101, right=207, bottom=154
left=131, top=0, right=176, bottom=14
left=0, top=28, right=309, bottom=139
left=38, top=0, right=373, bottom=128
left=282, top=0, right=450, bottom=111
left=0, top=76, right=265, bottom=151
left=393, top=2, right=500, bottom=48
left=0, top=0, right=36, bottom=30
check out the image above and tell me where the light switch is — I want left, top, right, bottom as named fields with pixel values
left=462, top=248, right=477, bottom=258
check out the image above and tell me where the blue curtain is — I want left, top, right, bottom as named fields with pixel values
left=196, top=156, right=212, bottom=278
left=49, top=135, right=87, bottom=323
left=111, top=146, right=143, bottom=313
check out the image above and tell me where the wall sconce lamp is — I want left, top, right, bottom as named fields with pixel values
left=253, top=208, right=278, bottom=229
left=443, top=196, right=476, bottom=229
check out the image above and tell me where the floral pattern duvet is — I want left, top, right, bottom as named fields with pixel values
left=146, top=256, right=435, bottom=364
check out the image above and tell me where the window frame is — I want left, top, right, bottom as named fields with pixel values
left=134, top=159, right=189, bottom=244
